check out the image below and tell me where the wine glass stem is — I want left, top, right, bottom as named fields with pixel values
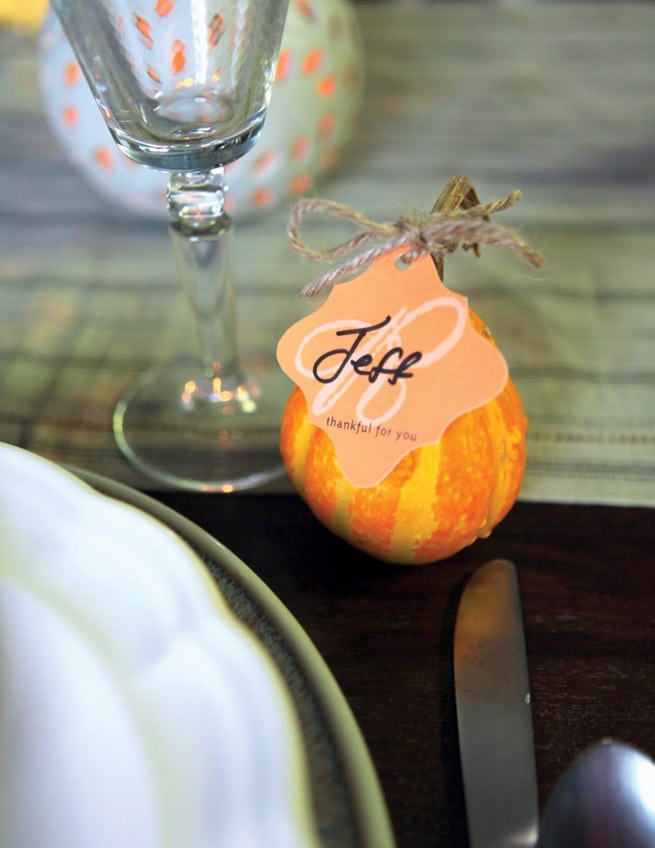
left=167, top=168, right=239, bottom=379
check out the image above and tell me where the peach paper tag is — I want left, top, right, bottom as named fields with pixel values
left=277, top=246, right=509, bottom=487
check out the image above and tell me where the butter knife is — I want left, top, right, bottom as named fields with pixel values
left=453, top=559, right=539, bottom=848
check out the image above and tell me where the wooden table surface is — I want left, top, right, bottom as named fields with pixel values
left=1, top=4, right=654, bottom=845
left=151, top=491, right=655, bottom=847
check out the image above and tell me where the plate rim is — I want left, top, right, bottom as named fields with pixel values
left=73, top=467, right=396, bottom=848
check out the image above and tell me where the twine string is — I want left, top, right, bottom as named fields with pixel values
left=287, top=191, right=544, bottom=296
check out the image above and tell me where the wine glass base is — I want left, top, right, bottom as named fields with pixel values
left=113, top=357, right=289, bottom=492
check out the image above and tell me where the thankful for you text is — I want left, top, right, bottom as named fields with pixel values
left=325, top=415, right=418, bottom=443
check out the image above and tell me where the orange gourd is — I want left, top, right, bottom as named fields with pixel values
left=279, top=177, right=541, bottom=565
left=279, top=308, right=527, bottom=565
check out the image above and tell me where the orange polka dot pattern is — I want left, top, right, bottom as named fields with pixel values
left=39, top=0, right=364, bottom=221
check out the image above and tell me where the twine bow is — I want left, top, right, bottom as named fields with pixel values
left=287, top=177, right=544, bottom=296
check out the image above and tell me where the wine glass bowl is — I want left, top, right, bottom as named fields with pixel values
left=54, top=0, right=285, bottom=171
left=51, top=0, right=291, bottom=491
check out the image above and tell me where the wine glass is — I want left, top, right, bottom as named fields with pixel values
left=50, top=0, right=290, bottom=491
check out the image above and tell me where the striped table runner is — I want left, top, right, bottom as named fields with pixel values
left=1, top=4, right=654, bottom=503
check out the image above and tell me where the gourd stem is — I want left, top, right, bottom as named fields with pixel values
left=430, top=175, right=488, bottom=280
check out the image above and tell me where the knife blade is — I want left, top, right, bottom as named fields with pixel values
left=454, top=558, right=539, bottom=848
